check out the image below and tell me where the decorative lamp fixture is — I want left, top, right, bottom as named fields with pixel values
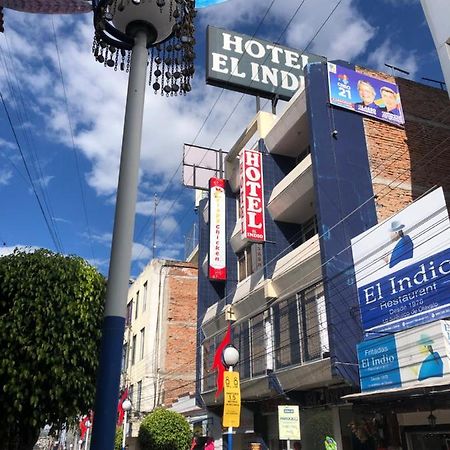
left=428, top=411, right=437, bottom=427
left=223, top=344, right=239, bottom=368
left=92, top=0, right=196, bottom=95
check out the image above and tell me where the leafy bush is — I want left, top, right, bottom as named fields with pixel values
left=114, top=427, right=123, bottom=450
left=139, top=408, right=192, bottom=450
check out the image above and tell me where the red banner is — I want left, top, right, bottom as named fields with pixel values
left=209, top=178, right=227, bottom=280
left=240, top=150, right=265, bottom=242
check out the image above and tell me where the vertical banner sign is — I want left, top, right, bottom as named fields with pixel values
left=278, top=405, right=301, bottom=441
left=240, top=150, right=266, bottom=242
left=222, top=371, right=241, bottom=427
left=209, top=178, right=227, bottom=280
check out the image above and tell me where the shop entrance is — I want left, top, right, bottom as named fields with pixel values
left=404, top=429, right=450, bottom=450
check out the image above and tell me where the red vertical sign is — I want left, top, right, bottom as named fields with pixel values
left=209, top=177, right=227, bottom=280
left=240, top=150, right=266, bottom=242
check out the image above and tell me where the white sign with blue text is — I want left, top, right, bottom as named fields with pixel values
left=358, top=320, right=450, bottom=392
left=351, top=187, right=450, bottom=335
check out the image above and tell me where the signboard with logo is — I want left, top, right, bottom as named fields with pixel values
left=327, top=62, right=405, bottom=126
left=206, top=26, right=325, bottom=101
left=351, top=187, right=450, bottom=335
left=223, top=371, right=241, bottom=427
left=208, top=178, right=227, bottom=281
left=239, top=150, right=266, bottom=242
left=358, top=320, right=450, bottom=392
left=278, top=405, right=301, bottom=441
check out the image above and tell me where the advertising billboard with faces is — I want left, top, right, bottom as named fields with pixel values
left=351, top=187, right=450, bottom=335
left=328, top=62, right=405, bottom=126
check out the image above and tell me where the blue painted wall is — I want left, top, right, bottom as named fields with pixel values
left=259, top=140, right=300, bottom=279
left=305, top=61, right=378, bottom=385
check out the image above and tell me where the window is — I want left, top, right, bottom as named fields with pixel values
left=202, top=338, right=215, bottom=392
left=237, top=244, right=263, bottom=282
left=135, top=291, right=140, bottom=320
left=236, top=321, right=250, bottom=379
left=129, top=384, right=134, bottom=406
left=137, top=380, right=142, bottom=412
left=140, top=328, right=145, bottom=360
left=301, top=216, right=318, bottom=243
left=143, top=281, right=148, bottom=312
left=126, top=300, right=133, bottom=326
left=299, top=285, right=323, bottom=361
left=121, top=343, right=128, bottom=372
left=272, top=296, right=301, bottom=369
left=131, top=334, right=137, bottom=365
left=250, top=313, right=266, bottom=377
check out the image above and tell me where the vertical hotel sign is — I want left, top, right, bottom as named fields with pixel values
left=240, top=150, right=266, bottom=242
left=209, top=178, right=227, bottom=280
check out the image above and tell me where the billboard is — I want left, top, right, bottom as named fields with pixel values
left=351, top=187, right=450, bottom=335
left=208, top=178, right=227, bottom=281
left=239, top=150, right=265, bottom=242
left=358, top=320, right=450, bottom=392
left=327, top=62, right=405, bottom=126
left=206, top=26, right=325, bottom=101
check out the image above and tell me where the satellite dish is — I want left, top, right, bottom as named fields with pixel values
left=0, top=0, right=92, bottom=14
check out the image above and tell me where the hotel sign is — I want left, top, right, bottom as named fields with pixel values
left=240, top=150, right=265, bottom=243
left=206, top=26, right=325, bottom=101
left=351, top=188, right=450, bottom=335
left=209, top=178, right=227, bottom=281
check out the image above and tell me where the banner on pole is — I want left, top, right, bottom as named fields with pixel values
left=222, top=371, right=241, bottom=428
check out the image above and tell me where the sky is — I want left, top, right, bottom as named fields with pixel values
left=0, top=0, right=445, bottom=278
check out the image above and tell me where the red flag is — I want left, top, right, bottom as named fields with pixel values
left=211, top=323, right=231, bottom=398
left=117, top=388, right=129, bottom=426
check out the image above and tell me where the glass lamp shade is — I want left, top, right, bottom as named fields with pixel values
left=122, top=398, right=132, bottom=411
left=223, top=345, right=239, bottom=367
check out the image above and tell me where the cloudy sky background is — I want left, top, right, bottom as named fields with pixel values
left=0, top=0, right=443, bottom=276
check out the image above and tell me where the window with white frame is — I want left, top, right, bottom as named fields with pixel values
left=140, top=327, right=145, bottom=360
left=135, top=291, right=140, bottom=320
left=237, top=244, right=263, bottom=282
left=143, top=281, right=148, bottom=312
left=136, top=380, right=142, bottom=412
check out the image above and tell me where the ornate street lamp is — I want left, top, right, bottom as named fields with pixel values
left=89, top=1, right=197, bottom=449
left=92, top=0, right=196, bottom=95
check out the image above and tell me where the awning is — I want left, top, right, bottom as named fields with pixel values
left=342, top=382, right=450, bottom=406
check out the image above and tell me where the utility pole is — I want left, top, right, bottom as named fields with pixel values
left=152, top=193, right=158, bottom=259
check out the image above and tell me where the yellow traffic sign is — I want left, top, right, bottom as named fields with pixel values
left=222, top=371, right=241, bottom=428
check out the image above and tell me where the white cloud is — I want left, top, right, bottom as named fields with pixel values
left=0, top=245, right=40, bottom=256
left=198, top=0, right=376, bottom=61
left=367, top=39, right=419, bottom=78
left=131, top=242, right=151, bottom=261
left=0, top=169, right=13, bottom=185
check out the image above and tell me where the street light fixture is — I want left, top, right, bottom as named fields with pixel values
left=121, top=398, right=132, bottom=450
left=89, top=1, right=197, bottom=449
left=222, top=345, right=239, bottom=450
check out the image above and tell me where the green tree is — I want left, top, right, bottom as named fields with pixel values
left=0, top=249, right=105, bottom=450
left=115, top=426, right=123, bottom=450
left=139, top=408, right=192, bottom=450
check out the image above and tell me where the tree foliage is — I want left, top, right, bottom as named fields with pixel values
left=139, top=408, right=192, bottom=450
left=0, top=249, right=105, bottom=450
left=114, top=426, right=123, bottom=450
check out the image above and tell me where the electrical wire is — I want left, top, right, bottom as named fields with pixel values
left=50, top=18, right=97, bottom=262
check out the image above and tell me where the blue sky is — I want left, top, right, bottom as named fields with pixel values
left=0, top=0, right=444, bottom=277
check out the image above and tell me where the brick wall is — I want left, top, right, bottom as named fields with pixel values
left=357, top=66, right=450, bottom=221
left=162, top=262, right=198, bottom=405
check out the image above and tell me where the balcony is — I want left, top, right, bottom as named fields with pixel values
left=264, top=88, right=309, bottom=157
left=271, top=234, right=321, bottom=299
left=267, top=154, right=315, bottom=224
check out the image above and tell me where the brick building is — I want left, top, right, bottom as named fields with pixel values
left=195, top=60, right=450, bottom=450
left=121, top=259, right=198, bottom=450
